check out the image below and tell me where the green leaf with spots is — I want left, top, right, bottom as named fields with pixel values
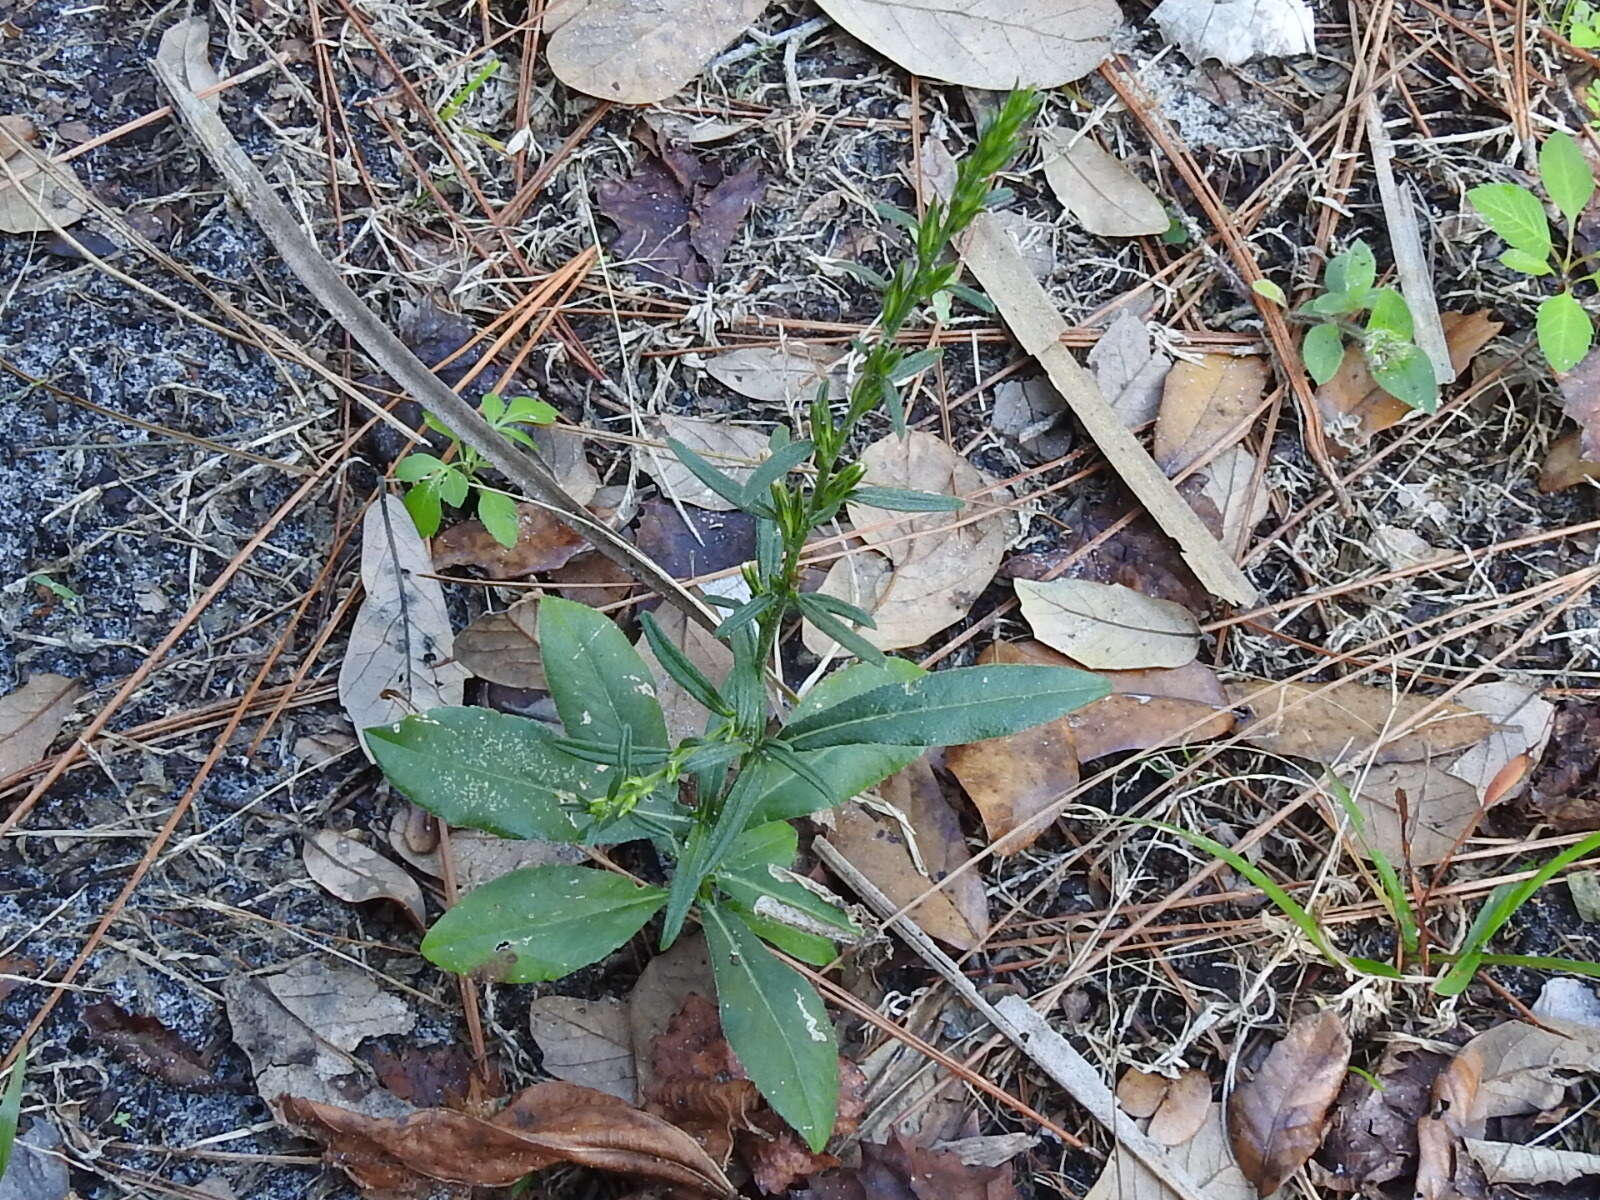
left=539, top=596, right=669, bottom=750
left=1302, top=323, right=1345, bottom=385
left=1368, top=341, right=1438, bottom=413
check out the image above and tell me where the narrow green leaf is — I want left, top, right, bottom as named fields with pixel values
left=665, top=437, right=755, bottom=511
left=703, top=905, right=839, bottom=1152
left=890, top=348, right=943, bottom=382
left=1325, top=772, right=1418, bottom=955
left=1467, top=183, right=1553, bottom=257
left=402, top=479, right=443, bottom=537
left=716, top=821, right=859, bottom=939
left=1498, top=247, right=1553, bottom=275
left=849, top=485, right=964, bottom=513
left=1366, top=287, right=1415, bottom=339
left=639, top=611, right=732, bottom=718
left=539, top=596, right=669, bottom=749
left=782, top=664, right=1109, bottom=751
left=0, top=1041, right=25, bottom=1181
left=713, top=591, right=777, bottom=639
left=1368, top=342, right=1438, bottom=413
left=1538, top=291, right=1594, bottom=373
left=1302, top=323, right=1346, bottom=385
left=477, top=489, right=521, bottom=549
left=875, top=200, right=918, bottom=232
left=798, top=591, right=876, bottom=630
left=1539, top=130, right=1595, bottom=223
left=422, top=865, right=665, bottom=982
left=833, top=259, right=889, bottom=290
left=728, top=907, right=838, bottom=965
left=1464, top=953, right=1600, bottom=979
left=793, top=593, right=885, bottom=665
left=946, top=282, right=995, bottom=313
left=740, top=438, right=814, bottom=507
left=394, top=452, right=447, bottom=482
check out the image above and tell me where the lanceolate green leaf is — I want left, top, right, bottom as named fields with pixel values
left=539, top=596, right=669, bottom=750
left=1539, top=130, right=1595, bottom=224
left=1467, top=182, right=1552, bottom=257
left=716, top=822, right=859, bottom=939
left=1499, top=247, right=1553, bottom=276
left=0, top=1040, right=25, bottom=1182
left=782, top=664, right=1109, bottom=751
left=1537, top=291, right=1593, bottom=373
left=421, top=865, right=665, bottom=982
left=703, top=904, right=839, bottom=1152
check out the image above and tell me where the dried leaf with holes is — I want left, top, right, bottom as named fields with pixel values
left=1151, top=0, right=1315, bottom=65
left=814, top=0, right=1118, bottom=87
left=639, top=415, right=769, bottom=511
left=0, top=116, right=88, bottom=235
left=529, top=996, right=637, bottom=1103
left=1015, top=578, right=1201, bottom=670
left=1228, top=1010, right=1351, bottom=1196
left=823, top=755, right=989, bottom=950
left=433, top=503, right=588, bottom=580
left=635, top=605, right=734, bottom=743
left=453, top=598, right=545, bottom=689
left=339, top=497, right=468, bottom=759
left=1041, top=130, right=1169, bottom=238
left=1225, top=678, right=1493, bottom=766
left=1088, top=309, right=1172, bottom=428
left=0, top=673, right=81, bottom=777
left=1152, top=354, right=1269, bottom=475
left=304, top=829, right=426, bottom=927
left=704, top=344, right=847, bottom=405
left=547, top=0, right=768, bottom=104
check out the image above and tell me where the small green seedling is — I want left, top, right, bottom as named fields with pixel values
left=1467, top=129, right=1597, bottom=372
left=1288, top=239, right=1439, bottom=412
left=396, top=392, right=558, bottom=548
left=1567, top=0, right=1600, bottom=49
left=367, top=91, right=1113, bottom=1154
left=0, top=1042, right=26, bottom=1184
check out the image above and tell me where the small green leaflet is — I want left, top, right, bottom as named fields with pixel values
left=1466, top=183, right=1552, bottom=258
left=421, top=865, right=666, bottom=982
left=539, top=596, right=669, bottom=751
left=1498, top=247, right=1553, bottom=276
left=1365, top=288, right=1414, bottom=339
left=1251, top=279, right=1286, bottom=306
left=1324, top=240, right=1375, bottom=296
left=1537, top=291, right=1594, bottom=373
left=1538, top=130, right=1595, bottom=224
left=477, top=489, right=521, bottom=549
left=1301, top=323, right=1345, bottom=385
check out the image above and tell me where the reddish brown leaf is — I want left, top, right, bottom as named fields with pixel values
left=453, top=597, right=545, bottom=689
left=1319, top=1043, right=1448, bottom=1189
left=83, top=1002, right=213, bottom=1089
left=1532, top=703, right=1600, bottom=830
left=798, top=1134, right=1018, bottom=1200
left=362, top=1044, right=478, bottom=1110
left=1561, top=347, right=1600, bottom=460
left=432, top=503, right=587, bottom=579
left=1152, top=354, right=1269, bottom=474
left=1537, top=430, right=1600, bottom=492
left=690, top=161, right=765, bottom=271
left=1414, top=1041, right=1484, bottom=1200
left=1227, top=1010, right=1351, bottom=1195
left=281, top=1081, right=734, bottom=1197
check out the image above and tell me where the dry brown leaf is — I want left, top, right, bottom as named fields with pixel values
left=281, top=1080, right=734, bottom=1197
left=1538, top=430, right=1600, bottom=492
left=0, top=673, right=81, bottom=776
left=635, top=604, right=733, bottom=743
left=156, top=18, right=221, bottom=112
left=546, top=0, right=767, bottom=104
left=1414, top=1035, right=1483, bottom=1200
left=1447, top=680, right=1554, bottom=801
left=1088, top=309, right=1172, bottom=428
left=454, top=597, right=545, bottom=689
left=1227, top=1010, right=1351, bottom=1196
left=0, top=116, right=88, bottom=235
left=1319, top=1042, right=1448, bottom=1189
left=1085, top=1106, right=1256, bottom=1200
left=84, top=1001, right=213, bottom=1089
left=1152, top=354, right=1269, bottom=475
left=703, top=344, right=846, bottom=405
left=847, top=430, right=1002, bottom=564
left=1339, top=762, right=1482, bottom=866
left=627, top=932, right=716, bottom=1104
left=1188, top=445, right=1270, bottom=559
left=433, top=503, right=588, bottom=579
left=1315, top=311, right=1501, bottom=445
left=1015, top=578, right=1200, bottom=670
left=814, top=0, right=1118, bottom=88
left=1149, top=1069, right=1211, bottom=1147
left=304, top=829, right=426, bottom=927
left=825, top=755, right=989, bottom=950
left=1115, top=1069, right=1171, bottom=1119
left=1462, top=1017, right=1600, bottom=1119
left=1463, top=1138, right=1600, bottom=1184
left=807, top=1132, right=1020, bottom=1200
left=387, top=810, right=583, bottom=891
left=1225, top=678, right=1493, bottom=766
left=1560, top=346, right=1600, bottom=460
left=528, top=996, right=636, bottom=1103
left=1041, top=131, right=1169, bottom=238
left=339, top=497, right=468, bottom=758
left=641, top=415, right=769, bottom=511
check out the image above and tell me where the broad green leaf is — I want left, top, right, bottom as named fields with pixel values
left=1467, top=183, right=1552, bottom=257
left=477, top=489, right=521, bottom=549
left=703, top=905, right=838, bottom=1151
left=1539, top=130, right=1595, bottom=223
left=730, top=906, right=838, bottom=965
left=1251, top=278, right=1286, bottom=306
left=1300, top=290, right=1370, bottom=317
left=1325, top=240, right=1375, bottom=295
left=1366, top=287, right=1414, bottom=339
left=539, top=596, right=669, bottom=750
left=501, top=394, right=559, bottom=426
left=394, top=452, right=446, bottom=482
left=367, top=707, right=595, bottom=843
left=746, top=743, right=922, bottom=823
left=1302, top=323, right=1345, bottom=385
left=422, top=865, right=665, bottom=982
left=438, top=467, right=470, bottom=507
left=1499, top=247, right=1553, bottom=276
left=782, top=664, right=1109, bottom=752
left=0, top=1040, right=24, bottom=1181
left=479, top=392, right=505, bottom=423
left=1538, top=291, right=1594, bottom=373
left=402, top=479, right=443, bottom=538
left=1368, top=342, right=1438, bottom=413
left=716, top=822, right=859, bottom=939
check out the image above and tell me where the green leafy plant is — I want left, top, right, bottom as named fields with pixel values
left=1290, top=239, right=1440, bottom=412
left=395, top=391, right=558, bottom=548
left=1567, top=0, right=1600, bottom=49
left=366, top=90, right=1111, bottom=1153
left=0, top=1042, right=25, bottom=1184
left=1467, top=129, right=1597, bottom=371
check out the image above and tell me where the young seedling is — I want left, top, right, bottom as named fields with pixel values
left=395, top=391, right=558, bottom=548
left=366, top=91, right=1112, bottom=1153
left=1467, top=129, right=1597, bottom=371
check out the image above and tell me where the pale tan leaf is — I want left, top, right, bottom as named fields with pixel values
left=1446, top=681, right=1554, bottom=800
left=640, top=415, right=769, bottom=511
left=386, top=809, right=583, bottom=892
left=1465, top=1017, right=1600, bottom=1119
left=1188, top=444, right=1269, bottom=559
left=1465, top=1139, right=1600, bottom=1184
left=1085, top=1106, right=1258, bottom=1200
left=303, top=829, right=426, bottom=927
left=0, top=673, right=81, bottom=776
left=1539, top=430, right=1600, bottom=492
left=634, top=604, right=733, bottom=743
left=1151, top=0, right=1314, bottom=66
left=1153, top=354, right=1269, bottom=475
left=1339, top=762, right=1482, bottom=866
left=1088, top=309, right=1171, bottom=428
left=814, top=0, right=1119, bottom=88
left=1227, top=1010, right=1350, bottom=1196
left=846, top=430, right=1000, bottom=564
left=339, top=497, right=468, bottom=758
left=1371, top=524, right=1444, bottom=571
left=1225, top=678, right=1493, bottom=765
left=546, top=0, right=768, bottom=105
left=0, top=116, right=88, bottom=235
left=1015, top=578, right=1201, bottom=669
left=454, top=598, right=545, bottom=689
left=1115, top=1068, right=1171, bottom=1119
left=703, top=344, right=845, bottom=405
left=529, top=996, right=637, bottom=1103
left=1149, top=1069, right=1211, bottom=1147
left=156, top=18, right=221, bottom=112
left=1042, top=131, right=1170, bottom=238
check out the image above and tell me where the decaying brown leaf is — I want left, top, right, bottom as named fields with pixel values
left=1228, top=1010, right=1351, bottom=1196
left=529, top=995, right=636, bottom=1103
left=628, top=932, right=716, bottom=1103
left=1148, top=1069, right=1212, bottom=1147
left=704, top=344, right=846, bottom=405
left=433, top=503, right=588, bottom=579
left=0, top=116, right=88, bottom=235
left=1538, top=430, right=1600, bottom=492
left=1085, top=1107, right=1254, bottom=1200
left=1462, top=1138, right=1600, bottom=1185
left=1226, top=678, right=1493, bottom=766
left=84, top=1001, right=213, bottom=1089
left=1532, top=702, right=1600, bottom=830
left=547, top=0, right=767, bottom=105
left=1414, top=1034, right=1483, bottom=1200
left=1335, top=762, right=1482, bottom=866
left=1152, top=354, right=1269, bottom=475
left=282, top=1080, right=734, bottom=1197
left=0, top=673, right=81, bottom=776
left=1187, top=445, right=1270, bottom=559
left=800, top=1132, right=1019, bottom=1200
left=1042, top=131, right=1169, bottom=238
left=363, top=1044, right=477, bottom=1110
left=387, top=813, right=582, bottom=892
left=636, top=604, right=734, bottom=743
left=453, top=597, right=545, bottom=689
left=1015, top=578, right=1201, bottom=670
left=825, top=755, right=989, bottom=949
left=304, top=829, right=426, bottom=927
left=641, top=415, right=769, bottom=511
left=1088, top=309, right=1172, bottom=428
left=1560, top=345, right=1600, bottom=460
left=1319, top=1042, right=1447, bottom=1189
left=847, top=430, right=1008, bottom=564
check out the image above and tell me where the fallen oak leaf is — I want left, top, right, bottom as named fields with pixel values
left=548, top=0, right=767, bottom=105
left=1015, top=578, right=1201, bottom=670
left=1228, top=1009, right=1351, bottom=1196
left=1152, top=354, right=1269, bottom=475
left=304, top=829, right=427, bottom=927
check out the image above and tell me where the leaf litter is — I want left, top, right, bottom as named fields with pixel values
left=0, top=674, right=81, bottom=777
left=1042, top=130, right=1170, bottom=239
left=303, top=828, right=427, bottom=927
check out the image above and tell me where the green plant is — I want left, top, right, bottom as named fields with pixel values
left=0, top=1042, right=25, bottom=1183
left=367, top=90, right=1111, bottom=1152
left=1291, top=239, right=1440, bottom=412
left=1467, top=129, right=1597, bottom=371
left=395, top=391, right=558, bottom=548
left=1567, top=0, right=1600, bottom=49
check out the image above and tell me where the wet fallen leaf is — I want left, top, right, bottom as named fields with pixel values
left=1538, top=430, right=1600, bottom=492
left=453, top=597, right=545, bottom=689
left=1225, top=678, right=1494, bottom=766
left=433, top=503, right=588, bottom=579
left=0, top=673, right=81, bottom=776
left=799, top=1132, right=1018, bottom=1200
left=628, top=932, right=716, bottom=1103
left=1446, top=681, right=1554, bottom=801
left=992, top=376, right=1071, bottom=463
left=1152, top=354, right=1269, bottom=475
left=814, top=0, right=1117, bottom=88
left=1015, top=578, right=1201, bottom=670
left=1532, top=702, right=1600, bottom=830
left=1151, top=0, right=1315, bottom=66
left=83, top=1001, right=212, bottom=1089
left=547, top=0, right=766, bottom=104
left=1188, top=445, right=1269, bottom=558
left=1463, top=1138, right=1600, bottom=1184
left=0, top=116, right=88, bottom=235
left=529, top=996, right=637, bottom=1103
left=1227, top=1010, right=1350, bottom=1196
left=1088, top=309, right=1171, bottom=428
left=1315, top=311, right=1501, bottom=445
left=824, top=755, right=989, bottom=950
left=282, top=1080, right=734, bottom=1197
left=640, top=415, right=769, bottom=511
left=1085, top=1107, right=1254, bottom=1200
left=1041, top=131, right=1169, bottom=238
left=304, top=829, right=426, bottom=927
left=363, top=1043, right=477, bottom=1110
left=704, top=344, right=846, bottom=405
left=1560, top=346, right=1600, bottom=460
left=340, top=497, right=468, bottom=758
left=635, top=604, right=734, bottom=743
left=1319, top=1042, right=1447, bottom=1188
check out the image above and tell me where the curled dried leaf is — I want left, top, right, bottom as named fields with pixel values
left=1227, top=1010, right=1350, bottom=1196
